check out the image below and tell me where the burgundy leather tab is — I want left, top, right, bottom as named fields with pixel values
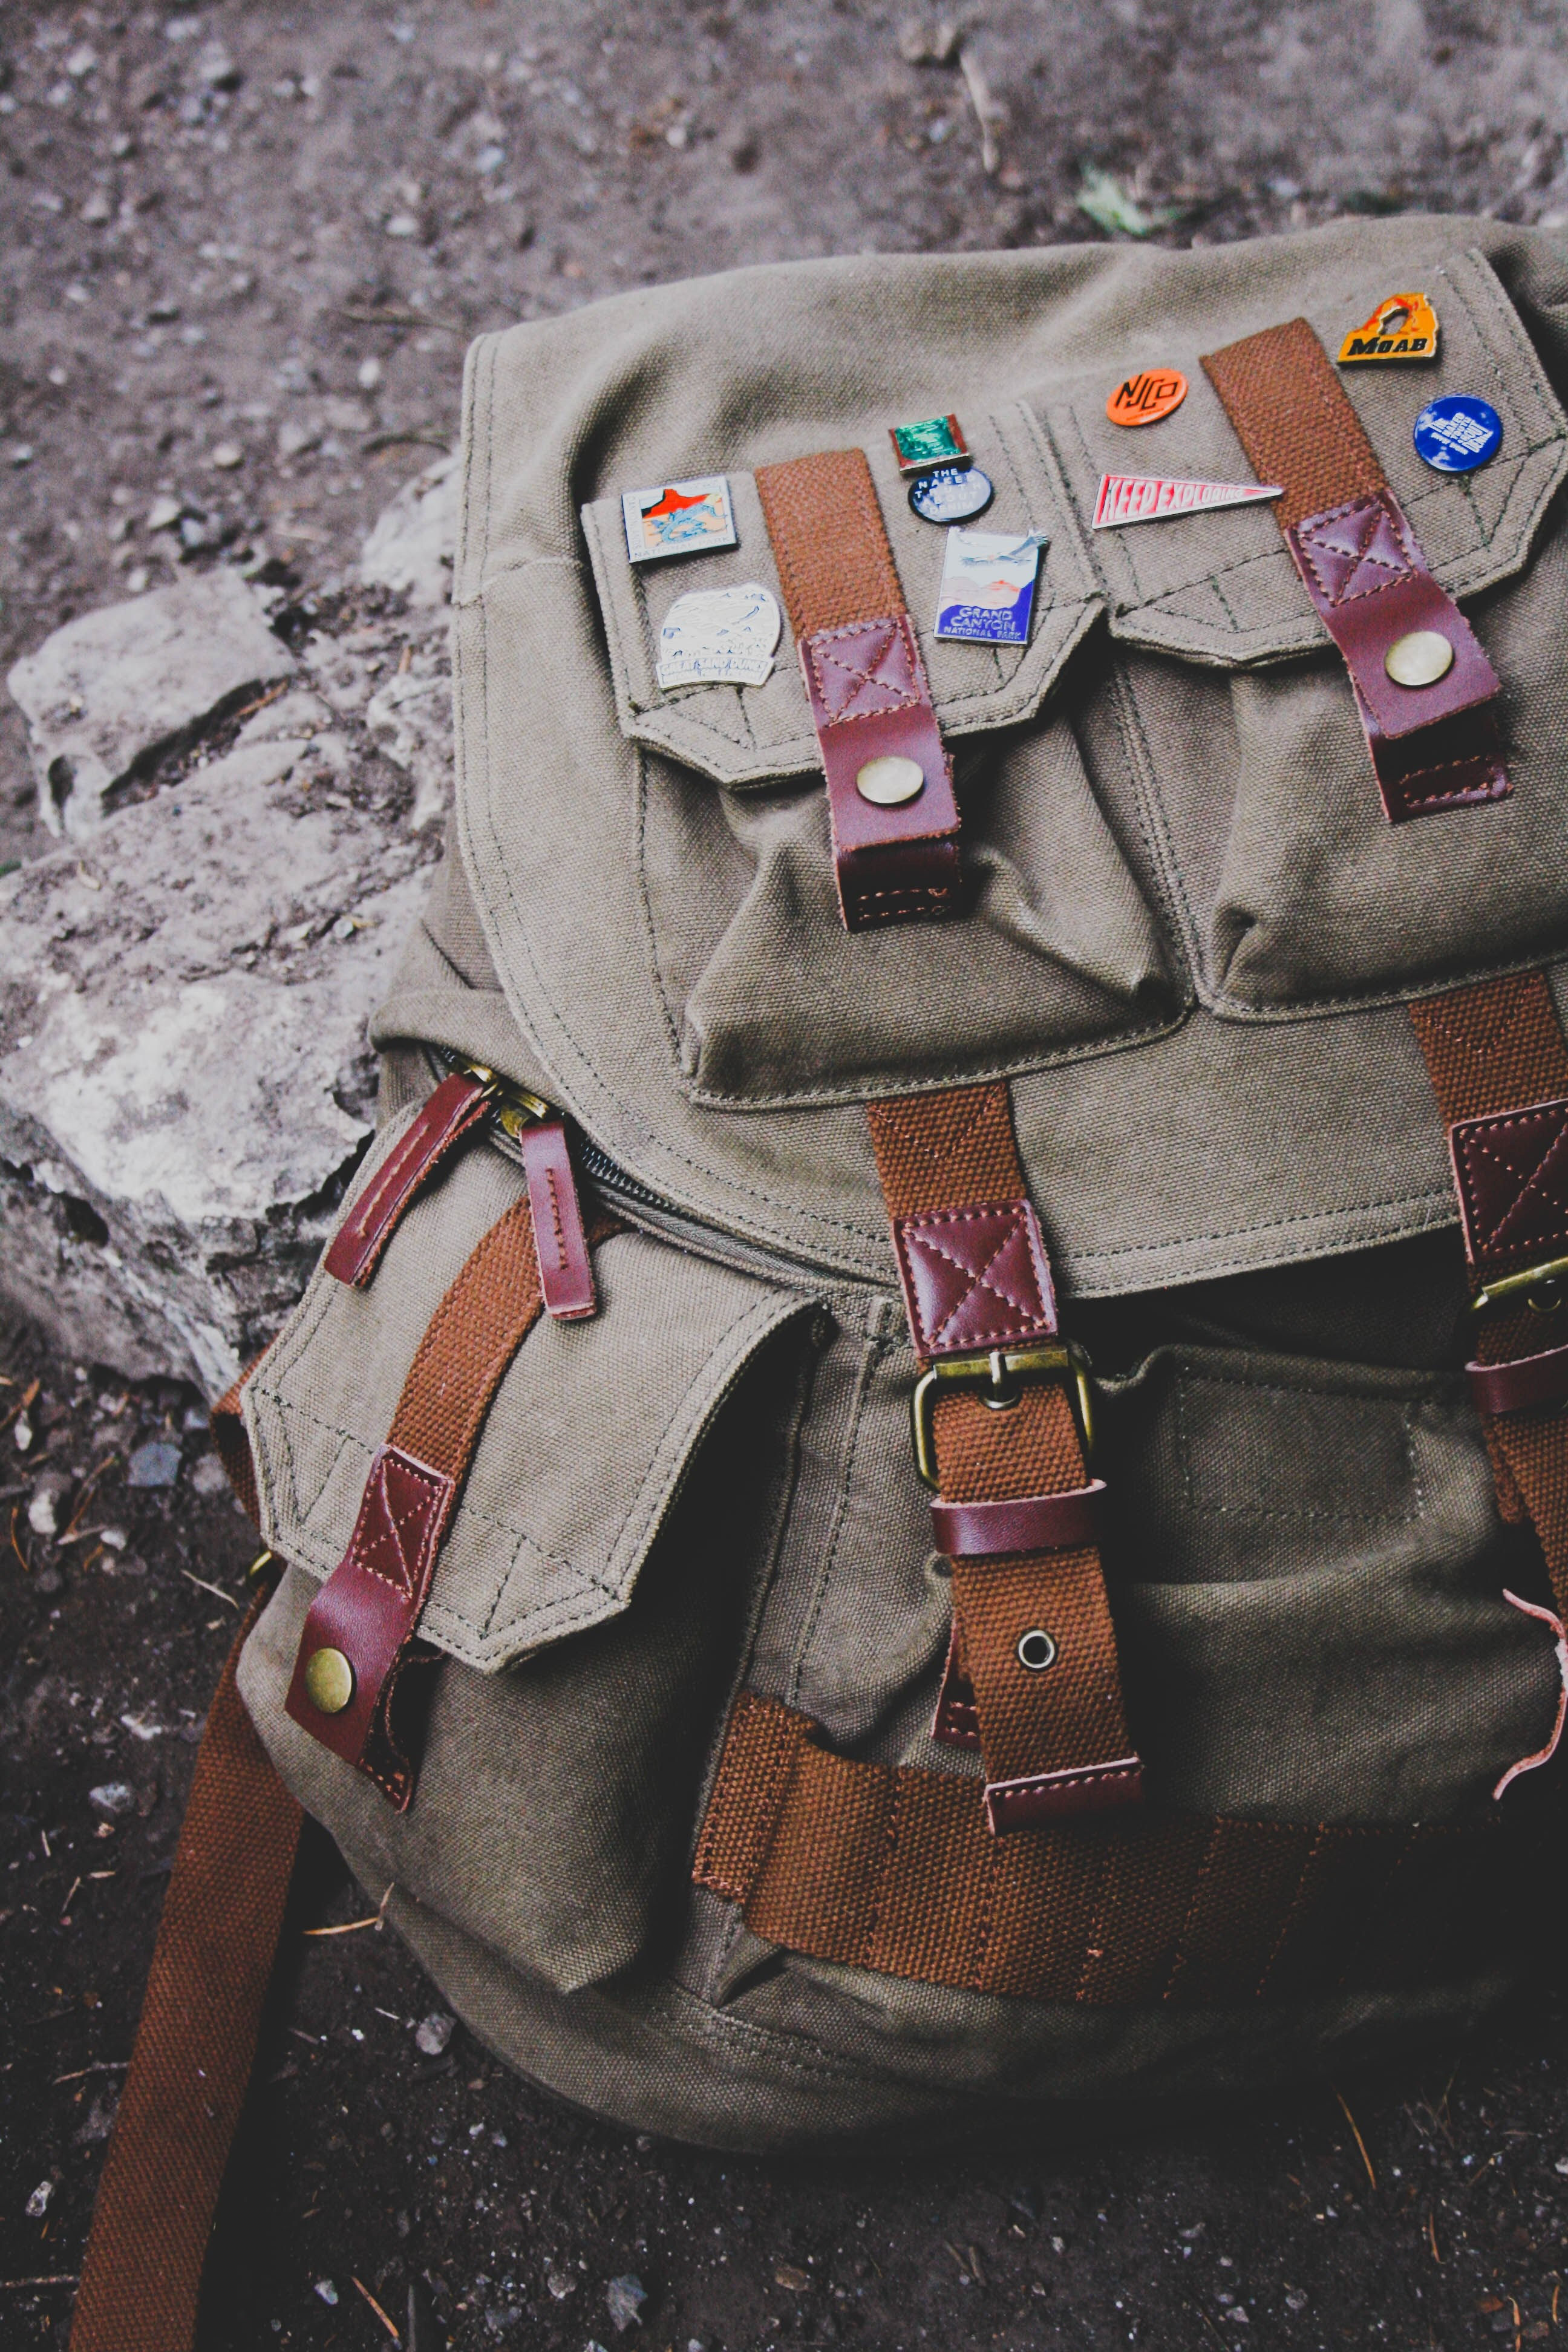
left=283, top=1443, right=455, bottom=1808
left=325, top=1073, right=489, bottom=1287
left=984, top=1756, right=1144, bottom=1832
left=1286, top=491, right=1508, bottom=824
left=518, top=1118, right=597, bottom=1322
left=1449, top=1096, right=1568, bottom=1275
left=1468, top=1343, right=1568, bottom=1417
left=799, top=616, right=961, bottom=930
left=892, top=1195, right=1058, bottom=1360
left=932, top=1480, right=1106, bottom=1560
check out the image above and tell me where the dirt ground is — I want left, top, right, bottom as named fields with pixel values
left=7, top=2, right=1568, bottom=2347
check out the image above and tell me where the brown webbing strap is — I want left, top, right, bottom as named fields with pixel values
left=866, top=1083, right=1139, bottom=1826
left=1410, top=972, right=1568, bottom=1611
left=1202, top=318, right=1506, bottom=824
left=755, top=447, right=962, bottom=931
left=693, top=1692, right=1518, bottom=2006
left=284, top=1193, right=621, bottom=1804
left=71, top=1590, right=302, bottom=2352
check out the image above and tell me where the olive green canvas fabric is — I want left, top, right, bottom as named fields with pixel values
left=238, top=216, right=1568, bottom=2149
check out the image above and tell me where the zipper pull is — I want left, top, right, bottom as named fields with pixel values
left=470, top=1066, right=599, bottom=1321
left=515, top=1116, right=598, bottom=1322
left=326, top=1070, right=493, bottom=1287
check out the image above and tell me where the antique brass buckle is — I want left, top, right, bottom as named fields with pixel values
left=1469, top=1253, right=1568, bottom=1318
left=911, top=1342, right=1095, bottom=1492
left=461, top=1060, right=554, bottom=1141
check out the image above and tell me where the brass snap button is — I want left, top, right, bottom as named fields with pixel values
left=855, top=753, right=924, bottom=806
left=1384, top=629, right=1454, bottom=688
left=304, top=1646, right=354, bottom=1716
left=1016, top=1628, right=1057, bottom=1673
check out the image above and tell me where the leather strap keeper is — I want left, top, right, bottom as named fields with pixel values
left=930, top=1479, right=1106, bottom=1559
left=756, top=448, right=961, bottom=930
left=1203, top=318, right=1506, bottom=825
left=518, top=1116, right=598, bottom=1321
left=1468, top=1342, right=1568, bottom=1418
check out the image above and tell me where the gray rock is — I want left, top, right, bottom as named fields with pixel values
left=365, top=645, right=452, bottom=830
left=88, top=1780, right=136, bottom=1816
left=415, top=2011, right=456, bottom=2056
left=0, top=733, right=437, bottom=1392
left=7, top=571, right=296, bottom=838
left=126, top=1440, right=182, bottom=1488
left=358, top=452, right=457, bottom=609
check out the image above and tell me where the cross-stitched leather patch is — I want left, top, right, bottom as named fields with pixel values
left=892, top=1197, right=1058, bottom=1358
left=1450, top=1096, right=1568, bottom=1272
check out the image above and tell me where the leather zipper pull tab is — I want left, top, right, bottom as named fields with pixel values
left=518, top=1117, right=598, bottom=1321
left=326, top=1071, right=492, bottom=1287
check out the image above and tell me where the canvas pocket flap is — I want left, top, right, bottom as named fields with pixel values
left=581, top=399, right=1103, bottom=788
left=242, top=1107, right=809, bottom=1671
left=1048, top=247, right=1568, bottom=668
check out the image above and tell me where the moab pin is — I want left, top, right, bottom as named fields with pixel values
left=1106, top=368, right=1187, bottom=427
left=622, top=475, right=738, bottom=563
left=1337, top=292, right=1439, bottom=365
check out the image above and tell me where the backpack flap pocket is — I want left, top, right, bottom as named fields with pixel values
left=238, top=1112, right=814, bottom=1991
left=243, top=1114, right=809, bottom=1671
left=577, top=405, right=1182, bottom=1105
left=1045, top=246, right=1568, bottom=1013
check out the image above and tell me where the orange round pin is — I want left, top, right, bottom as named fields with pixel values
left=1106, top=368, right=1188, bottom=428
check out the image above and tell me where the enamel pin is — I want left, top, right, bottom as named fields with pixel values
left=934, top=528, right=1048, bottom=645
left=889, top=414, right=970, bottom=474
left=1414, top=394, right=1503, bottom=474
left=622, top=475, right=738, bottom=563
left=909, top=464, right=995, bottom=524
left=1337, top=292, right=1439, bottom=365
left=1106, top=369, right=1187, bottom=427
left=1093, top=474, right=1282, bottom=528
left=655, top=583, right=782, bottom=690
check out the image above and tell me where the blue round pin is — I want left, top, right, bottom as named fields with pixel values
left=1413, top=394, right=1503, bottom=474
left=909, top=464, right=995, bottom=524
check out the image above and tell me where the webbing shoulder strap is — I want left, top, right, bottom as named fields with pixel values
left=70, top=1589, right=301, bottom=2352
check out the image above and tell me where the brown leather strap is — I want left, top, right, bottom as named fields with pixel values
left=867, top=1083, right=1140, bottom=1826
left=70, top=1590, right=302, bottom=2352
left=324, top=1070, right=491, bottom=1287
left=692, top=1691, right=1518, bottom=2006
left=1411, top=973, right=1568, bottom=1613
left=1202, top=318, right=1506, bottom=824
left=755, top=448, right=961, bottom=930
left=285, top=1192, right=619, bottom=1806
left=930, top=1480, right=1107, bottom=1558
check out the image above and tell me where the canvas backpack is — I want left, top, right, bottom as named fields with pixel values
left=70, top=214, right=1568, bottom=2348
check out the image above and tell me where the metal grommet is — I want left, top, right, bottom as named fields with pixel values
left=304, top=1646, right=354, bottom=1716
left=1016, top=1628, right=1057, bottom=1673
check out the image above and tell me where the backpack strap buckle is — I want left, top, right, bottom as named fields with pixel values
left=912, top=1341, right=1095, bottom=1491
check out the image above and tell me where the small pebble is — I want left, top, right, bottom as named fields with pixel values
left=89, top=1780, right=136, bottom=1816
left=546, top=2269, right=577, bottom=2301
left=211, top=441, right=244, bottom=469
left=189, top=1452, right=231, bottom=1498
left=10, top=445, right=33, bottom=466
left=146, top=494, right=183, bottom=532
left=13, top=1412, right=33, bottom=1452
left=385, top=212, right=420, bottom=238
left=28, top=1469, right=71, bottom=1537
left=25, top=2180, right=54, bottom=2219
left=127, top=1440, right=181, bottom=1488
left=357, top=357, right=383, bottom=390
left=314, top=2279, right=339, bottom=2307
left=606, top=2273, right=647, bottom=2331
left=82, top=190, right=113, bottom=224
left=415, top=2011, right=455, bottom=2056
